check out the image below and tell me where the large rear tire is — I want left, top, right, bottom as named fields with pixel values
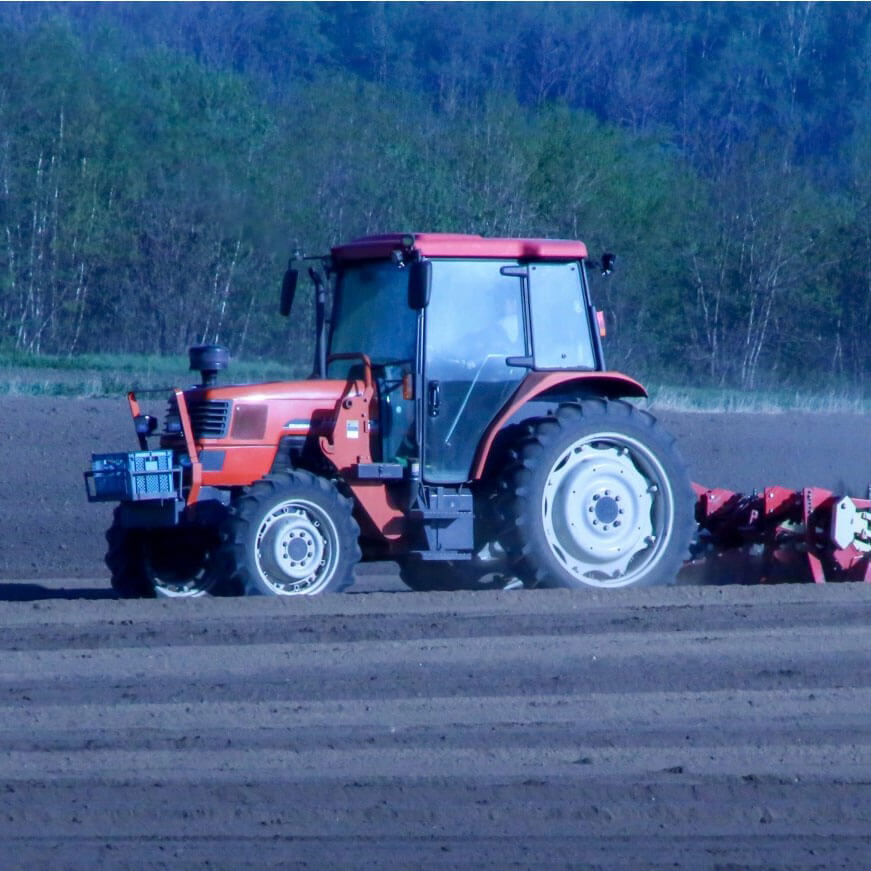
left=106, top=508, right=228, bottom=598
left=223, top=471, right=361, bottom=596
left=498, top=399, right=695, bottom=590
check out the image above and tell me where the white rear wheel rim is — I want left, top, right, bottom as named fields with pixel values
left=541, top=432, right=674, bottom=588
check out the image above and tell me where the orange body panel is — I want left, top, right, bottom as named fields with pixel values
left=200, top=447, right=283, bottom=487
left=175, top=387, right=203, bottom=505
left=332, top=233, right=588, bottom=263
left=315, top=359, right=406, bottom=540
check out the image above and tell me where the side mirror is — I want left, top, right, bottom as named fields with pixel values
left=408, top=259, right=431, bottom=310
left=280, top=267, right=298, bottom=316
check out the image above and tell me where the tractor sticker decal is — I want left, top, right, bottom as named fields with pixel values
left=283, top=419, right=311, bottom=433
left=346, top=420, right=360, bottom=440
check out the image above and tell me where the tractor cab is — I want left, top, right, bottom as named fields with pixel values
left=308, top=233, right=605, bottom=485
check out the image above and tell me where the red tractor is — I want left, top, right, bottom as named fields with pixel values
left=86, top=233, right=871, bottom=596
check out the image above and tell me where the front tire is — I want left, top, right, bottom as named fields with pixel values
left=106, top=508, right=227, bottom=598
left=224, top=471, right=361, bottom=596
left=499, top=400, right=695, bottom=590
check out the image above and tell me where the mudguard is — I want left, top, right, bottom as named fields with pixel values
left=471, top=370, right=647, bottom=480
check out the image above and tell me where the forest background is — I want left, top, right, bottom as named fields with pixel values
left=1, top=2, right=869, bottom=393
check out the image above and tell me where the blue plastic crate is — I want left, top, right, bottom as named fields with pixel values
left=86, top=450, right=180, bottom=502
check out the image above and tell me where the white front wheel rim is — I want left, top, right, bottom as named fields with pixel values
left=255, top=499, right=340, bottom=594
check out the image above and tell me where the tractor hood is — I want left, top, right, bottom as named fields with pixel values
left=179, top=378, right=352, bottom=447
left=188, top=378, right=349, bottom=405
left=166, top=378, right=358, bottom=488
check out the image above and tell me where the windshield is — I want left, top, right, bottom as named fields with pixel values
left=327, top=260, right=417, bottom=377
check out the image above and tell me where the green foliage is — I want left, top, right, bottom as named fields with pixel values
left=0, top=351, right=302, bottom=397
left=0, top=4, right=869, bottom=393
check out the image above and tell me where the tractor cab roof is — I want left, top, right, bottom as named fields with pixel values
left=331, top=233, right=588, bottom=263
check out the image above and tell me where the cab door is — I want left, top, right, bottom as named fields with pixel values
left=327, top=259, right=418, bottom=465
left=422, top=259, right=528, bottom=483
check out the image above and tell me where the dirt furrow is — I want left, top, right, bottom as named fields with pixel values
left=0, top=686, right=867, bottom=733
left=0, top=583, right=867, bottom=867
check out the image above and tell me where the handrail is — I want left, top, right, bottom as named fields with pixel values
left=173, top=388, right=202, bottom=506
left=327, top=352, right=374, bottom=391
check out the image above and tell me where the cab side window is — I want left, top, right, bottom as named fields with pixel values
left=528, top=262, right=594, bottom=369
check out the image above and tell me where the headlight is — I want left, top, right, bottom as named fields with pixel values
left=164, top=413, right=182, bottom=435
left=134, top=414, right=158, bottom=436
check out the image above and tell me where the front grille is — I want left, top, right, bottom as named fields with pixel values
left=188, top=399, right=231, bottom=438
left=165, top=397, right=231, bottom=439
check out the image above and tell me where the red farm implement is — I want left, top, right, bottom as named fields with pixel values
left=691, top=484, right=871, bottom=584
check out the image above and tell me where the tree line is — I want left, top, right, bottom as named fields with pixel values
left=0, top=3, right=869, bottom=391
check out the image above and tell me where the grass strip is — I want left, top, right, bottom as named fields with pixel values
left=1, top=353, right=867, bottom=412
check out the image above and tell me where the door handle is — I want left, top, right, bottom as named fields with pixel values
left=427, top=380, right=440, bottom=417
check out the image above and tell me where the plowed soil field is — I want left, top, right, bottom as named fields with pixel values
left=0, top=396, right=868, bottom=868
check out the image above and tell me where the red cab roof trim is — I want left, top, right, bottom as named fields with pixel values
left=332, top=233, right=588, bottom=262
